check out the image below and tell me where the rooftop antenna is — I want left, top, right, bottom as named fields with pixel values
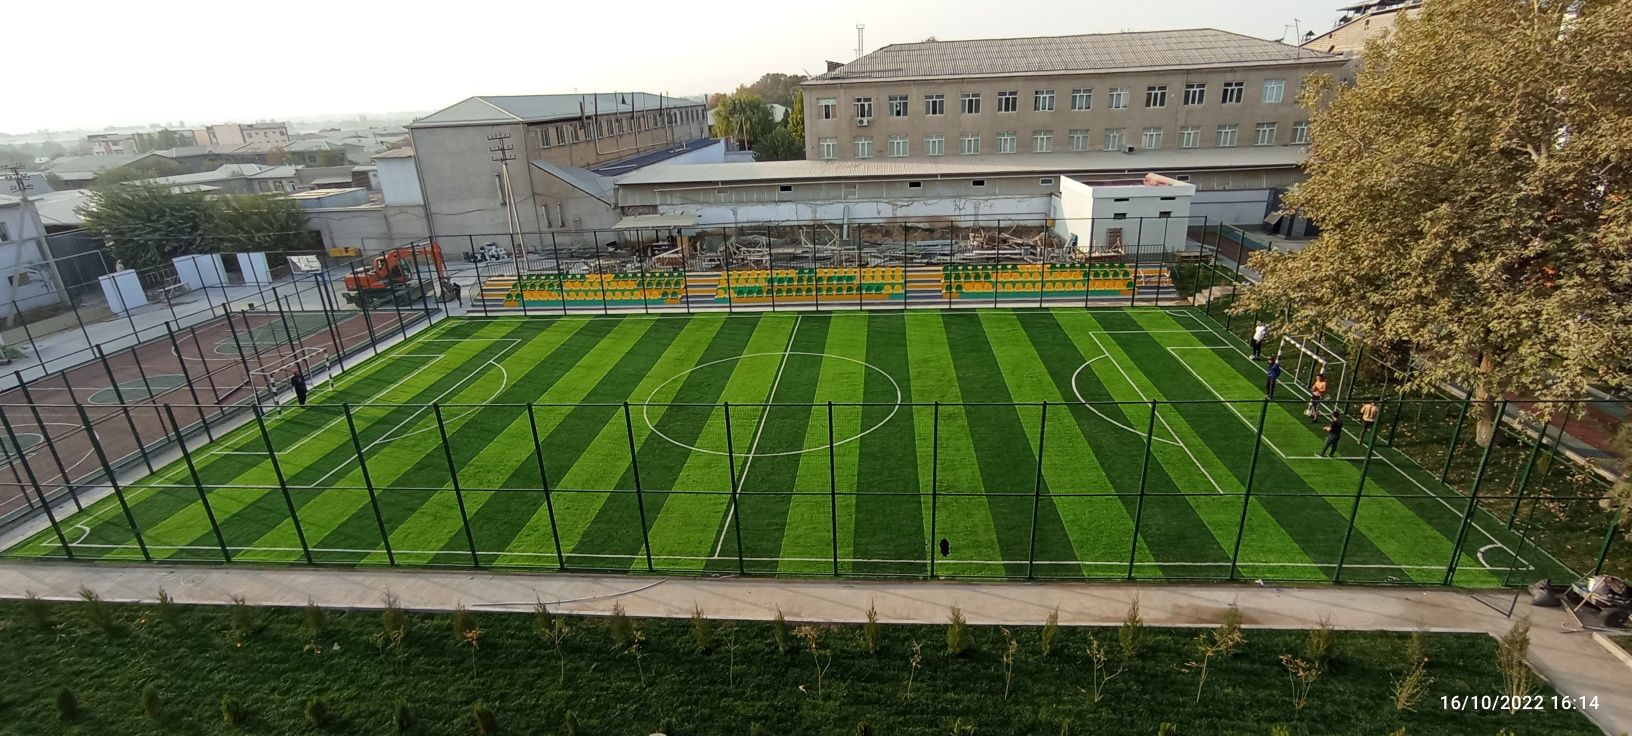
left=855, top=24, right=865, bottom=60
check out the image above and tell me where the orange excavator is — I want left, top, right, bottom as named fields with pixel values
left=342, top=242, right=460, bottom=307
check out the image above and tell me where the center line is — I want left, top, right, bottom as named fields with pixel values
left=713, top=314, right=802, bottom=558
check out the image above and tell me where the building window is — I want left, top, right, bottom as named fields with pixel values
left=854, top=136, right=874, bottom=158
left=0, top=222, right=8, bottom=242
left=924, top=134, right=945, bottom=156
left=1180, top=126, right=1201, bottom=149
left=961, top=92, right=981, bottom=114
left=888, top=134, right=908, bottom=157
left=1113, top=213, right=1127, bottom=220
left=1068, top=129, right=1090, bottom=151
left=1216, top=124, right=1239, bottom=147
left=997, top=91, right=1018, bottom=113
left=779, top=185, right=793, bottom=192
left=1108, top=87, right=1128, bottom=109
left=960, top=133, right=981, bottom=155
left=1040, top=177, right=1054, bottom=185
left=1262, top=79, right=1286, bottom=104
left=817, top=98, right=836, bottom=119
left=1033, top=130, right=1053, bottom=152
left=1291, top=121, right=1311, bottom=145
left=1222, top=81, right=1244, bottom=104
left=924, top=94, right=945, bottom=115
left=1141, top=127, right=1163, bottom=149
left=557, top=127, right=567, bottom=145
left=853, top=97, right=873, bottom=119
left=1070, top=88, right=1092, bottom=110
left=971, top=179, right=986, bottom=187
left=1158, top=211, right=1172, bottom=218
left=996, top=131, right=1017, bottom=153
left=1254, top=122, right=1277, bottom=146
left=1034, top=90, right=1055, bottom=112
left=908, top=181, right=922, bottom=188
left=888, top=95, right=908, bottom=117
left=1183, top=83, right=1206, bottom=106
left=538, top=129, right=551, bottom=148
left=818, top=137, right=838, bottom=159
left=1144, top=85, right=1167, bottom=108
left=1103, top=127, right=1125, bottom=150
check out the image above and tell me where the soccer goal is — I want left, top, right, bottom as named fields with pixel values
left=249, top=346, right=327, bottom=408
left=1277, top=334, right=1348, bottom=402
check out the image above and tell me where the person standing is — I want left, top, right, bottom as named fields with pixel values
left=1359, top=401, right=1380, bottom=437
left=1265, top=356, right=1282, bottom=399
left=1250, top=322, right=1269, bottom=360
left=290, top=366, right=309, bottom=406
left=1319, top=412, right=1345, bottom=457
left=1308, top=373, right=1329, bottom=422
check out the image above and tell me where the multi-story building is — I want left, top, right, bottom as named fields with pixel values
left=801, top=29, right=1344, bottom=169
left=408, top=93, right=709, bottom=237
left=86, top=133, right=135, bottom=156
left=1303, top=1, right=1424, bottom=57
left=205, top=122, right=291, bottom=148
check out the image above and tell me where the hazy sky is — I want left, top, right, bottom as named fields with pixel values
left=7, top=0, right=1348, bottom=133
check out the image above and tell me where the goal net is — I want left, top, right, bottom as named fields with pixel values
left=1276, top=334, right=1348, bottom=403
left=250, top=346, right=327, bottom=406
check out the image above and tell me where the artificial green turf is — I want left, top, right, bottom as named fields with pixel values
left=7, top=309, right=1576, bottom=585
left=0, top=599, right=1600, bottom=736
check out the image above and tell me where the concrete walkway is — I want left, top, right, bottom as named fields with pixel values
left=0, top=562, right=1625, bottom=734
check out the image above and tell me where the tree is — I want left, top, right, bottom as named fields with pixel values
left=745, top=73, right=808, bottom=108
left=753, top=127, right=804, bottom=161
left=130, top=129, right=195, bottom=154
left=1233, top=0, right=1632, bottom=447
left=315, top=150, right=348, bottom=167
left=711, top=93, right=776, bottom=150
left=81, top=184, right=213, bottom=272
left=788, top=92, right=805, bottom=144
left=92, top=157, right=183, bottom=188
left=209, top=194, right=312, bottom=255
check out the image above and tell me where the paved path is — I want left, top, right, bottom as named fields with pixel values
left=0, top=562, right=1626, bottom=734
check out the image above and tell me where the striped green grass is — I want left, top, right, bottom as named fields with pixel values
left=10, top=308, right=1573, bottom=586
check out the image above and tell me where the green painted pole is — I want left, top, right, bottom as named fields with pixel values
left=252, top=402, right=312, bottom=564
left=929, top=401, right=940, bottom=578
left=1442, top=399, right=1507, bottom=586
left=623, top=402, right=655, bottom=572
left=723, top=402, right=745, bottom=575
left=433, top=403, right=481, bottom=567
left=343, top=403, right=395, bottom=566
left=1228, top=398, right=1272, bottom=580
left=1506, top=415, right=1552, bottom=530
left=17, top=376, right=80, bottom=511
left=164, top=404, right=229, bottom=561
left=1589, top=508, right=1622, bottom=577
left=1334, top=400, right=1384, bottom=583
left=828, top=401, right=839, bottom=576
left=1026, top=401, right=1048, bottom=580
left=163, top=321, right=213, bottom=442
left=73, top=403, right=145, bottom=560
left=1127, top=400, right=1158, bottom=579
left=1439, top=394, right=1474, bottom=483
left=2, top=405, right=75, bottom=559
left=525, top=403, right=565, bottom=570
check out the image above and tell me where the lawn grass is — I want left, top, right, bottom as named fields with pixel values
left=0, top=598, right=1598, bottom=736
left=6, top=308, right=1577, bottom=585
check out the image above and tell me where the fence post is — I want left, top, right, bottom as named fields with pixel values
left=1590, top=508, right=1623, bottom=577
left=314, top=282, right=348, bottom=375
left=1442, top=399, right=1507, bottom=586
left=1506, top=416, right=1552, bottom=530
left=432, top=403, right=481, bottom=567
left=164, top=322, right=213, bottom=441
left=929, top=401, right=940, bottom=578
left=72, top=403, right=150, bottom=561
left=525, top=403, right=566, bottom=570
left=164, top=404, right=230, bottom=561
left=1127, top=400, right=1158, bottom=579
left=221, top=307, right=262, bottom=404
left=0, top=405, right=75, bottom=559
left=1026, top=401, right=1048, bottom=580
left=723, top=402, right=746, bottom=575
left=16, top=375, right=82, bottom=511
left=1439, top=394, right=1474, bottom=483
left=1229, top=398, right=1272, bottom=580
left=623, top=401, right=654, bottom=572
left=1334, top=399, right=1384, bottom=583
left=342, top=403, right=395, bottom=566
left=252, top=403, right=313, bottom=564
left=828, top=400, right=839, bottom=576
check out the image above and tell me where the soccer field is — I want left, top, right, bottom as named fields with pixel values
left=10, top=308, right=1570, bottom=586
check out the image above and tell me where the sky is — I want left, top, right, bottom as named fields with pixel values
left=4, top=0, right=1350, bottom=134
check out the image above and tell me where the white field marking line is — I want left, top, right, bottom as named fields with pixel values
left=1088, top=332, right=1224, bottom=493
left=354, top=357, right=513, bottom=447
left=47, top=540, right=1529, bottom=572
left=1169, top=313, right=1549, bottom=573
left=710, top=315, right=803, bottom=557
left=1068, top=357, right=1182, bottom=447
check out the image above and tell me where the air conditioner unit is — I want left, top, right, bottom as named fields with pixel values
left=1124, top=145, right=1135, bottom=154
left=855, top=117, right=871, bottom=127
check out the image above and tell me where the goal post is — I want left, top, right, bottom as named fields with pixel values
left=1276, top=334, right=1349, bottom=402
left=249, top=346, right=327, bottom=407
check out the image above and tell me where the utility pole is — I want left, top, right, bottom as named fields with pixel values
left=487, top=131, right=528, bottom=272
left=3, top=166, right=70, bottom=326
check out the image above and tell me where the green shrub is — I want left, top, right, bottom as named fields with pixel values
left=305, top=696, right=330, bottom=729
left=1041, top=607, right=1059, bottom=657
left=453, top=605, right=479, bottom=645
left=56, top=687, right=78, bottom=722
left=857, top=721, right=873, bottom=736
left=564, top=710, right=580, bottom=736
left=473, top=702, right=498, bottom=734
left=1059, top=718, right=1072, bottom=736
left=154, top=588, right=182, bottom=631
left=610, top=602, right=635, bottom=650
left=79, top=586, right=124, bottom=636
left=221, top=694, right=248, bottom=728
left=771, top=609, right=790, bottom=654
left=950, top=717, right=975, bottom=735
left=304, top=600, right=329, bottom=641
left=658, top=715, right=680, bottom=735
left=1304, top=617, right=1335, bottom=666
left=1157, top=723, right=1178, bottom=736
left=946, top=606, right=973, bottom=656
left=690, top=605, right=712, bottom=653
left=863, top=603, right=881, bottom=655
left=1119, top=598, right=1144, bottom=660
left=227, top=595, right=258, bottom=643
left=749, top=722, right=766, bottom=736
left=140, top=682, right=161, bottom=718
left=392, top=700, right=414, bottom=733
left=381, top=593, right=408, bottom=651
left=22, top=591, right=53, bottom=630
left=532, top=599, right=556, bottom=640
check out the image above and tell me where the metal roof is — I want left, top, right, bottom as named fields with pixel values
left=617, top=147, right=1307, bottom=186
left=614, top=213, right=697, bottom=229
left=530, top=160, right=615, bottom=204
left=808, top=29, right=1343, bottom=85
left=589, top=138, right=722, bottom=177
left=411, top=93, right=703, bottom=128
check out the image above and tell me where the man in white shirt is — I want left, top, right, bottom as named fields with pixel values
left=1250, top=322, right=1269, bottom=360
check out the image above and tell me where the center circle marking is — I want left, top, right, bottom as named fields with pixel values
left=642, top=351, right=902, bottom=457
